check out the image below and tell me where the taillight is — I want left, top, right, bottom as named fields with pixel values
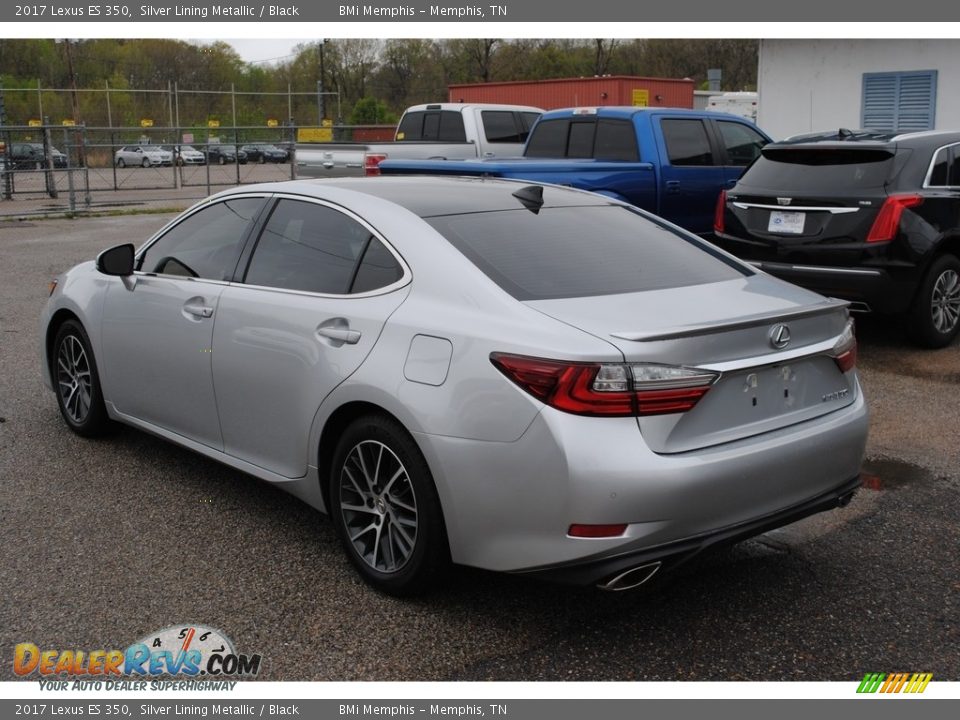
left=568, top=524, right=627, bottom=538
left=490, top=353, right=718, bottom=417
left=832, top=319, right=857, bottom=373
left=865, top=193, right=923, bottom=243
left=364, top=153, right=387, bottom=176
left=714, top=189, right=727, bottom=234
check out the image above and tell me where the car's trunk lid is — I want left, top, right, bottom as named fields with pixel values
left=525, top=274, right=856, bottom=453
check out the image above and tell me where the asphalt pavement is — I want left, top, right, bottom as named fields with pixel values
left=0, top=214, right=957, bottom=681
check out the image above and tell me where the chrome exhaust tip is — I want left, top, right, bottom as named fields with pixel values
left=848, top=301, right=872, bottom=313
left=597, top=562, right=662, bottom=592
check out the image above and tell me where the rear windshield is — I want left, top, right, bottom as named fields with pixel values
left=425, top=205, right=746, bottom=301
left=742, top=148, right=895, bottom=190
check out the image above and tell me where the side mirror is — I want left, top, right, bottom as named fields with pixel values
left=96, top=244, right=135, bottom=276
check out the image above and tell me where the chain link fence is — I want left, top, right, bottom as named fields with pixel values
left=1, top=123, right=300, bottom=215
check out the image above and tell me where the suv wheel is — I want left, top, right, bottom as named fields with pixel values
left=329, top=415, right=449, bottom=596
left=909, top=253, right=960, bottom=348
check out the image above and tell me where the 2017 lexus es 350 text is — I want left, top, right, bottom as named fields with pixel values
left=40, top=177, right=868, bottom=595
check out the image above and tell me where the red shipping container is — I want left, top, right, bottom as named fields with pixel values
left=448, top=76, right=694, bottom=110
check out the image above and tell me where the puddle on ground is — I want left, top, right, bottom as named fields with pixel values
left=860, top=457, right=931, bottom=491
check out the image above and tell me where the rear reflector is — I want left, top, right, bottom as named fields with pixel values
left=568, top=523, right=627, bottom=538
left=364, top=153, right=388, bottom=176
left=866, top=193, right=923, bottom=243
left=490, top=353, right=717, bottom=417
left=714, top=189, right=727, bottom=234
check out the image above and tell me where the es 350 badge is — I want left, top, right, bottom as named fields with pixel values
left=14, top=624, right=262, bottom=679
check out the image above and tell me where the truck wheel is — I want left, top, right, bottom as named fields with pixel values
left=909, top=253, right=960, bottom=348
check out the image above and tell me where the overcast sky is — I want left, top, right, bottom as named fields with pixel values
left=224, top=39, right=312, bottom=65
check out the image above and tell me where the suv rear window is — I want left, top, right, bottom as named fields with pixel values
left=425, top=206, right=745, bottom=301
left=743, top=148, right=896, bottom=190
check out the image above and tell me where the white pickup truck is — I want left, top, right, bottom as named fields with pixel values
left=295, top=103, right=543, bottom=178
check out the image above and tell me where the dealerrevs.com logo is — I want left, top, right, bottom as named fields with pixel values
left=14, top=624, right=261, bottom=688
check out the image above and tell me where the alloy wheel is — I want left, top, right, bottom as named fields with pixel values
left=931, top=268, right=960, bottom=334
left=339, top=440, right=418, bottom=574
left=57, top=335, right=93, bottom=424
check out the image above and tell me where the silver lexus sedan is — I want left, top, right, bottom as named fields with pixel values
left=40, top=177, right=868, bottom=595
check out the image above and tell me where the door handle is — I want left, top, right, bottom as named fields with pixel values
left=183, top=301, right=214, bottom=319
left=665, top=180, right=681, bottom=194
left=316, top=326, right=361, bottom=344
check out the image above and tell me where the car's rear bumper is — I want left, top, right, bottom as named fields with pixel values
left=417, top=379, right=868, bottom=581
left=714, top=233, right=919, bottom=314
left=519, top=473, right=862, bottom=585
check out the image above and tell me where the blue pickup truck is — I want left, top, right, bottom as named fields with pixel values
left=379, top=106, right=772, bottom=236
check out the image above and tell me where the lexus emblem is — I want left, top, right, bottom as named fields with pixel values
left=777, top=197, right=792, bottom=206
left=769, top=324, right=791, bottom=349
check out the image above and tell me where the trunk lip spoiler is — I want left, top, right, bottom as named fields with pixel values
left=611, top=298, right=849, bottom=342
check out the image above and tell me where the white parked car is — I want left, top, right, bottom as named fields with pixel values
left=166, top=145, right=206, bottom=166
left=114, top=145, right=173, bottom=168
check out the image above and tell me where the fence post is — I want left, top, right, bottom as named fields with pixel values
left=289, top=123, right=297, bottom=180
left=43, top=118, right=58, bottom=199
left=64, top=127, right=75, bottom=214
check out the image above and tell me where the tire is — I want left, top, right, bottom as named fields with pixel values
left=142, top=158, right=150, bottom=168
left=908, top=253, right=960, bottom=348
left=117, top=158, right=125, bottom=168
left=176, top=157, right=184, bottom=167
left=218, top=156, right=225, bottom=165
left=329, top=414, right=449, bottom=596
left=52, top=320, right=111, bottom=437
left=258, top=155, right=266, bottom=164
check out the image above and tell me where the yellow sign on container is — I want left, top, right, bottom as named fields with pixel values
left=267, top=119, right=279, bottom=128
left=61, top=119, right=76, bottom=126
left=298, top=127, right=332, bottom=143
left=207, top=120, right=220, bottom=128
left=631, top=89, right=650, bottom=107
left=140, top=119, right=154, bottom=128
left=28, top=119, right=42, bottom=127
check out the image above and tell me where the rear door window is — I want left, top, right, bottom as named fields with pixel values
left=482, top=111, right=523, bottom=144
left=661, top=119, right=714, bottom=166
left=927, top=144, right=960, bottom=187
left=244, top=200, right=403, bottom=295
left=716, top=121, right=768, bottom=166
left=425, top=205, right=745, bottom=301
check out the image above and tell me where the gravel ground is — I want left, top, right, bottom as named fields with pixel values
left=0, top=214, right=957, bottom=682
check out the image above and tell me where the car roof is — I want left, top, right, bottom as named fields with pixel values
left=538, top=106, right=755, bottom=122
left=776, top=128, right=960, bottom=151
left=221, top=176, right=613, bottom=218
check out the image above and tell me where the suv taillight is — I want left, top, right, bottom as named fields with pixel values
left=865, top=193, right=923, bottom=243
left=714, top=189, right=727, bottom=234
left=490, top=354, right=718, bottom=417
left=364, top=153, right=387, bottom=176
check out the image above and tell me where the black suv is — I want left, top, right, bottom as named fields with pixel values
left=714, top=129, right=960, bottom=347
left=8, top=142, right=68, bottom=169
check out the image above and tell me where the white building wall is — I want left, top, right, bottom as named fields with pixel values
left=757, top=39, right=960, bottom=140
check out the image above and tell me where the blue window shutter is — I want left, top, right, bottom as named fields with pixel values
left=862, top=71, right=937, bottom=131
